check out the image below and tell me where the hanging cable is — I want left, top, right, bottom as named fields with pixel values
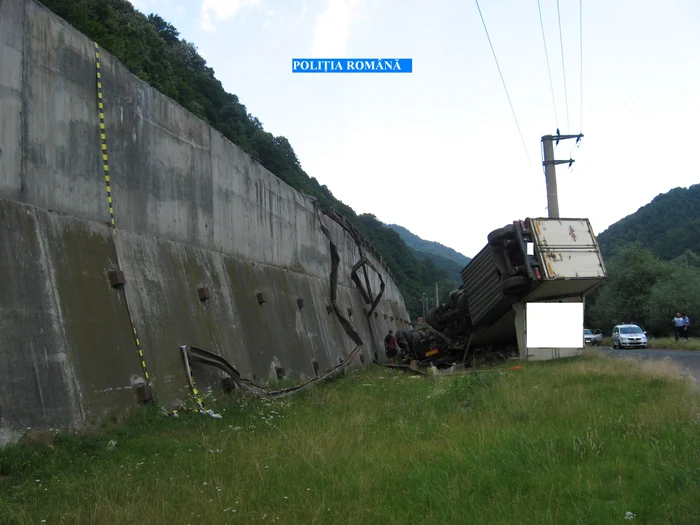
left=474, top=0, right=534, bottom=173
left=537, top=0, right=559, bottom=130
left=579, top=0, right=583, bottom=136
left=556, top=0, right=572, bottom=156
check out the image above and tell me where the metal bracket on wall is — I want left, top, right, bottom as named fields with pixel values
left=108, top=269, right=125, bottom=288
left=135, top=383, right=153, bottom=404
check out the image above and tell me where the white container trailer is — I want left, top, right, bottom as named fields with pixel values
left=468, top=217, right=607, bottom=359
left=426, top=217, right=607, bottom=362
left=524, top=217, right=606, bottom=302
left=518, top=218, right=606, bottom=360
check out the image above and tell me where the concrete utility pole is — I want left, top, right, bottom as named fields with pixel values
left=435, top=282, right=439, bottom=307
left=541, top=132, right=584, bottom=218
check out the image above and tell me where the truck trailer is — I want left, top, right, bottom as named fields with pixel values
left=424, top=217, right=607, bottom=362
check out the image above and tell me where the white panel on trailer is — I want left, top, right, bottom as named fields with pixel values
left=513, top=296, right=586, bottom=362
left=530, top=218, right=606, bottom=280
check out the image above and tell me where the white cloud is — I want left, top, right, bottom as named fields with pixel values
left=309, top=0, right=362, bottom=58
left=199, top=0, right=263, bottom=33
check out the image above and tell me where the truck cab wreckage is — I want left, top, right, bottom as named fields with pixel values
left=405, top=217, right=607, bottom=368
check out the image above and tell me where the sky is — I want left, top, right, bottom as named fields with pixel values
left=128, top=0, right=700, bottom=258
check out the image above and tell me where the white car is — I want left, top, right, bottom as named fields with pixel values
left=611, top=324, right=648, bottom=349
left=584, top=328, right=603, bottom=345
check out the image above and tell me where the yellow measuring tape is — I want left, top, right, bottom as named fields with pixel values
left=188, top=367, right=205, bottom=411
left=94, top=42, right=151, bottom=388
left=131, top=318, right=150, bottom=384
left=93, top=43, right=116, bottom=233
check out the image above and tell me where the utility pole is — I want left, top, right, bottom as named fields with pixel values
left=541, top=131, right=584, bottom=218
left=435, top=282, right=439, bottom=307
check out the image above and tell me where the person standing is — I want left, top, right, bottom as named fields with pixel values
left=673, top=312, right=685, bottom=341
left=682, top=314, right=690, bottom=339
left=384, top=330, right=398, bottom=363
left=395, top=330, right=409, bottom=359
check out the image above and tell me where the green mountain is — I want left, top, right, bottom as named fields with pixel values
left=596, top=184, right=700, bottom=261
left=386, top=224, right=471, bottom=267
left=586, top=184, right=700, bottom=336
left=38, top=0, right=454, bottom=318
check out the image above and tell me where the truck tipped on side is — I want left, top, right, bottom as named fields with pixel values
left=422, top=217, right=607, bottom=364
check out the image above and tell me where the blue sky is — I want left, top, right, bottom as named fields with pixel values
left=128, top=0, right=700, bottom=257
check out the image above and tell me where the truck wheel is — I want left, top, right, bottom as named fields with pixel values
left=488, top=224, right=517, bottom=245
left=501, top=276, right=529, bottom=294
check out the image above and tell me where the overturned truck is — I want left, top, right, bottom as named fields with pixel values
left=421, top=217, right=607, bottom=365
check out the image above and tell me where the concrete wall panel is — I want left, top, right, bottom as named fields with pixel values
left=211, top=130, right=298, bottom=267
left=39, top=210, right=144, bottom=420
left=21, top=1, right=107, bottom=222
left=0, top=0, right=25, bottom=199
left=0, top=200, right=81, bottom=431
left=103, top=54, right=214, bottom=248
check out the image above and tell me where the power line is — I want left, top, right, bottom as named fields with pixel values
left=537, top=0, right=558, bottom=130
left=474, top=0, right=534, bottom=172
left=579, top=0, right=583, bottom=133
left=556, top=0, right=572, bottom=156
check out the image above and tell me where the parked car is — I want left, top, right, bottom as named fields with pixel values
left=611, top=323, right=648, bottom=349
left=584, top=328, right=603, bottom=345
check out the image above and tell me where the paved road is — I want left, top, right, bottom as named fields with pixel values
left=600, top=347, right=700, bottom=383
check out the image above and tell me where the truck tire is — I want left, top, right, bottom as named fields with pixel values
left=501, top=276, right=529, bottom=294
left=488, top=224, right=517, bottom=245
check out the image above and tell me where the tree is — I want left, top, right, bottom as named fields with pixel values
left=588, top=244, right=664, bottom=332
left=646, top=263, right=700, bottom=336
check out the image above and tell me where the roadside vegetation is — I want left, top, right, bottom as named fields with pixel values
left=2, top=352, right=699, bottom=524
left=586, top=243, right=700, bottom=339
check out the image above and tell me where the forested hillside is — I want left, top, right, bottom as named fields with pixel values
left=387, top=224, right=471, bottom=266
left=587, top=184, right=700, bottom=336
left=39, top=0, right=458, bottom=317
left=596, top=184, right=700, bottom=260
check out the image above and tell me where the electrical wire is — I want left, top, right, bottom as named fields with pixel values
left=474, top=0, right=534, bottom=173
left=556, top=0, right=572, bottom=156
left=579, top=0, right=583, bottom=134
left=537, top=0, right=558, bottom=130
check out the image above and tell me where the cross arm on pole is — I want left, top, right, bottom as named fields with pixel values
left=543, top=159, right=575, bottom=166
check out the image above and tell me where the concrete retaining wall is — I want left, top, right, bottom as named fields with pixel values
left=0, top=0, right=409, bottom=439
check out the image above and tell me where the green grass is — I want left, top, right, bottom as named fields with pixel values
left=600, top=336, right=700, bottom=350
left=2, top=352, right=700, bottom=524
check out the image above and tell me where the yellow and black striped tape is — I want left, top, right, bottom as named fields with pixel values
left=94, top=42, right=151, bottom=389
left=94, top=42, right=116, bottom=233
left=188, top=365, right=205, bottom=410
left=131, top=318, right=151, bottom=386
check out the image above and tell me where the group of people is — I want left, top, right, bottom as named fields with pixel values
left=673, top=312, right=691, bottom=341
left=383, top=329, right=409, bottom=363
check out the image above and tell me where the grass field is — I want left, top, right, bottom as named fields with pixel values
left=599, top=336, right=700, bottom=350
left=2, top=351, right=700, bottom=525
